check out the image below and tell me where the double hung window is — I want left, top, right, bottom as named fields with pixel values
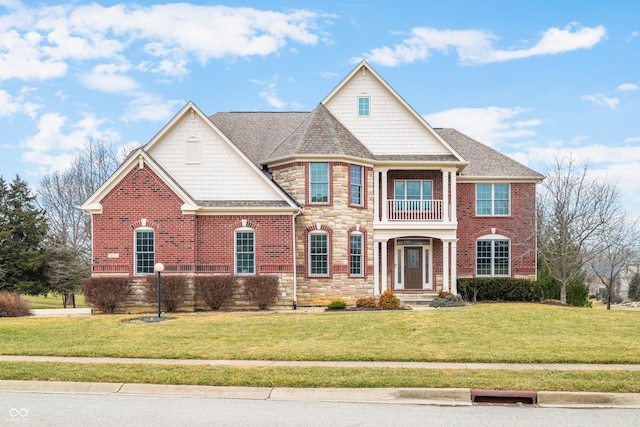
left=476, top=183, right=510, bottom=216
left=310, top=163, right=329, bottom=204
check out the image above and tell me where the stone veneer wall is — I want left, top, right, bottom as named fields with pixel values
left=272, top=161, right=375, bottom=306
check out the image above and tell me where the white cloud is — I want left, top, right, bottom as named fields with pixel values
left=424, top=106, right=541, bottom=147
left=0, top=3, right=325, bottom=82
left=624, top=136, right=640, bottom=143
left=251, top=77, right=287, bottom=109
left=123, top=96, right=185, bottom=123
left=20, top=112, right=120, bottom=171
left=617, top=83, right=639, bottom=91
left=361, top=23, right=606, bottom=67
left=581, top=93, right=619, bottom=109
left=79, top=65, right=139, bottom=94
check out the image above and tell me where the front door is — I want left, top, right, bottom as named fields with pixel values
left=404, top=246, right=423, bottom=290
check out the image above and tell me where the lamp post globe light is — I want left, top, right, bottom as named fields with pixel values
left=154, top=263, right=164, bottom=318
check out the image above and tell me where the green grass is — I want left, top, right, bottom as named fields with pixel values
left=1, top=303, right=639, bottom=391
left=1, top=362, right=639, bottom=392
left=2, top=303, right=639, bottom=363
left=22, top=293, right=87, bottom=309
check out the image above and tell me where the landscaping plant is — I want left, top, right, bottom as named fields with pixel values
left=194, top=275, right=237, bottom=310
left=242, top=275, right=279, bottom=310
left=0, top=291, right=31, bottom=317
left=82, top=276, right=131, bottom=314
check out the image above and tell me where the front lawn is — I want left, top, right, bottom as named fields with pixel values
left=1, top=303, right=639, bottom=391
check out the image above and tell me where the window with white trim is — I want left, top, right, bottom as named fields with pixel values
left=358, top=96, right=370, bottom=116
left=310, top=162, right=329, bottom=204
left=309, top=232, right=329, bottom=276
left=476, top=237, right=510, bottom=276
left=235, top=228, right=255, bottom=275
left=394, top=180, right=433, bottom=210
left=476, top=183, right=510, bottom=216
left=350, top=165, right=363, bottom=206
left=135, top=228, right=154, bottom=275
left=349, top=232, right=363, bottom=276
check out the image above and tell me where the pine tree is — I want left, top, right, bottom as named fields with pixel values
left=0, top=175, right=49, bottom=294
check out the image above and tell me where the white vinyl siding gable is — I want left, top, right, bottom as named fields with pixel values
left=323, top=69, right=452, bottom=157
left=147, top=112, right=285, bottom=202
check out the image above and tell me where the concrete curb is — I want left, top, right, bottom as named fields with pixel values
left=2, top=380, right=640, bottom=408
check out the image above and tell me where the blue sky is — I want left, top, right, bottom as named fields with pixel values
left=1, top=1, right=639, bottom=216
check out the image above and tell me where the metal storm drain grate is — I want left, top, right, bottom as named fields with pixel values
left=471, top=389, right=537, bottom=405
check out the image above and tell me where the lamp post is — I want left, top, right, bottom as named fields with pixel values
left=154, top=263, right=164, bottom=318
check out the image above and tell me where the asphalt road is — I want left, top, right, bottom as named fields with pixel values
left=3, top=391, right=640, bottom=427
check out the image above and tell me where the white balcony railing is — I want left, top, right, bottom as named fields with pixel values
left=387, top=199, right=443, bottom=221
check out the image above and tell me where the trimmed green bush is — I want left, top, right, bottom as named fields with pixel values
left=194, top=275, right=237, bottom=310
left=0, top=292, right=31, bottom=317
left=243, top=275, right=279, bottom=310
left=327, top=299, right=347, bottom=310
left=377, top=288, right=400, bottom=309
left=83, top=276, right=131, bottom=314
left=458, top=278, right=543, bottom=303
left=143, top=275, right=189, bottom=312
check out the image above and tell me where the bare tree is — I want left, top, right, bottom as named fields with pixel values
left=38, top=138, right=121, bottom=261
left=537, top=155, right=623, bottom=304
left=588, top=218, right=640, bottom=309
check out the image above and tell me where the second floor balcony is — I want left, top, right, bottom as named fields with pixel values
left=387, top=199, right=443, bottom=221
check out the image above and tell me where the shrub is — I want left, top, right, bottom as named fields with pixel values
left=327, top=299, right=347, bottom=310
left=430, top=293, right=465, bottom=308
left=356, top=296, right=377, bottom=308
left=143, top=275, right=189, bottom=312
left=629, top=273, right=640, bottom=301
left=0, top=292, right=31, bottom=317
left=566, top=283, right=590, bottom=307
left=458, top=278, right=543, bottom=303
left=377, top=288, right=400, bottom=309
left=242, top=275, right=279, bottom=310
left=194, top=275, right=237, bottom=310
left=83, top=276, right=131, bottom=314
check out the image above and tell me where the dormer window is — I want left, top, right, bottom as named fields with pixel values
left=358, top=96, right=370, bottom=117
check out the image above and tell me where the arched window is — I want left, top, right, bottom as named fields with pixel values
left=235, top=227, right=255, bottom=275
left=134, top=227, right=155, bottom=275
left=476, top=234, right=510, bottom=277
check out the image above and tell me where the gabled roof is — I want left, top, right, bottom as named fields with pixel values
left=321, top=60, right=466, bottom=165
left=80, top=148, right=198, bottom=213
left=82, top=102, right=301, bottom=213
left=435, top=128, right=544, bottom=181
left=265, top=103, right=375, bottom=164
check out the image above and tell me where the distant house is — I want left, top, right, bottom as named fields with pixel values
left=81, top=61, right=544, bottom=310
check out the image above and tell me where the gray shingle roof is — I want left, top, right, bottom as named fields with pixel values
left=435, top=128, right=544, bottom=180
left=265, top=103, right=375, bottom=163
left=209, top=110, right=542, bottom=181
left=210, top=111, right=308, bottom=166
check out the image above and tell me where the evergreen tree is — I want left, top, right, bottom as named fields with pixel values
left=629, top=273, right=640, bottom=302
left=0, top=175, right=49, bottom=294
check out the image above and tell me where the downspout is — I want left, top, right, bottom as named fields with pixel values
left=292, top=209, right=302, bottom=310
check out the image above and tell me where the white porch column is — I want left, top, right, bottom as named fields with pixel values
left=442, top=240, right=450, bottom=292
left=381, top=169, right=388, bottom=221
left=373, top=241, right=380, bottom=296
left=450, top=239, right=457, bottom=294
left=373, top=170, right=380, bottom=222
left=381, top=239, right=388, bottom=291
left=449, top=169, right=457, bottom=222
left=441, top=169, right=449, bottom=222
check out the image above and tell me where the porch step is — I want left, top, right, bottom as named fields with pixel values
left=396, top=292, right=438, bottom=307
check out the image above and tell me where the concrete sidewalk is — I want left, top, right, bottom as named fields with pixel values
left=2, top=379, right=640, bottom=409
left=1, top=355, right=640, bottom=408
